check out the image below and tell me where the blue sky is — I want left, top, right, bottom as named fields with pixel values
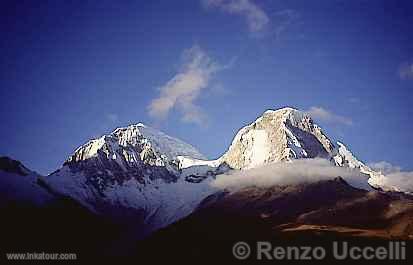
left=0, top=0, right=412, bottom=175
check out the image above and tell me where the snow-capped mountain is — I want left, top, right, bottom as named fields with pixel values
left=220, top=107, right=335, bottom=168
left=34, top=107, right=400, bottom=237
left=1, top=105, right=412, bottom=264
left=179, top=107, right=392, bottom=192
left=177, top=107, right=334, bottom=170
left=65, top=123, right=206, bottom=176
left=43, top=123, right=217, bottom=236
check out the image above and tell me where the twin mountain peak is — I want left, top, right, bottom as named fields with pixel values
left=61, top=107, right=365, bottom=177
left=1, top=107, right=394, bottom=236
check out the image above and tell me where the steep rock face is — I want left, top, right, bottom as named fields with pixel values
left=219, top=108, right=335, bottom=169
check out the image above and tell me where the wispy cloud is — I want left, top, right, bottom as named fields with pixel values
left=148, top=45, right=221, bottom=126
left=211, top=158, right=371, bottom=191
left=202, top=0, right=269, bottom=32
left=306, top=106, right=353, bottom=126
left=399, top=62, right=413, bottom=80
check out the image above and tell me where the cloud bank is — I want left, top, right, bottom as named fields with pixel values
left=369, top=161, right=413, bottom=193
left=202, top=0, right=269, bottom=32
left=378, top=171, right=413, bottom=193
left=148, top=45, right=220, bottom=125
left=211, top=158, right=371, bottom=191
left=306, top=106, right=353, bottom=126
left=399, top=62, right=413, bottom=80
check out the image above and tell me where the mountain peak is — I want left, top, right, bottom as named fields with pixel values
left=262, top=107, right=306, bottom=124
left=64, top=122, right=205, bottom=173
left=263, top=106, right=299, bottom=114
left=136, top=122, right=146, bottom=127
left=112, top=122, right=147, bottom=133
left=220, top=107, right=334, bottom=169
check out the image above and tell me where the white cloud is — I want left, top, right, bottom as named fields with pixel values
left=148, top=45, right=221, bottom=125
left=378, top=171, right=413, bottom=193
left=202, top=0, right=269, bottom=32
left=399, top=62, right=413, bottom=80
left=367, top=161, right=413, bottom=194
left=211, top=158, right=371, bottom=191
left=368, top=161, right=413, bottom=193
left=306, top=106, right=353, bottom=126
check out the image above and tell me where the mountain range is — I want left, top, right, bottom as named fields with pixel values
left=1, top=107, right=412, bottom=261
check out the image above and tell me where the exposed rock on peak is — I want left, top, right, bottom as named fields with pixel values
left=219, top=107, right=335, bottom=169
